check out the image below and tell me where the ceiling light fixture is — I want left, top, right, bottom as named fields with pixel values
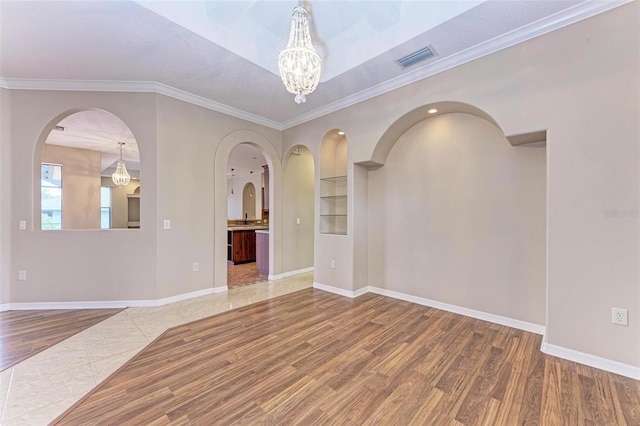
left=230, top=168, right=235, bottom=196
left=278, top=2, right=321, bottom=104
left=428, top=108, right=438, bottom=114
left=112, top=142, right=131, bottom=187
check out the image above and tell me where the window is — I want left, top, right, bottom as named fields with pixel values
left=101, top=187, right=111, bottom=229
left=41, top=163, right=62, bottom=230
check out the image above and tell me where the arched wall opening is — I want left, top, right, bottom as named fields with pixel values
left=242, top=182, right=257, bottom=221
left=365, top=106, right=546, bottom=326
left=34, top=108, right=141, bottom=230
left=282, top=144, right=315, bottom=274
left=214, top=130, right=281, bottom=288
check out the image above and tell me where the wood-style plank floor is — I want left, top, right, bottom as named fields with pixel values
left=0, top=308, right=122, bottom=371
left=227, top=262, right=267, bottom=289
left=55, top=290, right=640, bottom=425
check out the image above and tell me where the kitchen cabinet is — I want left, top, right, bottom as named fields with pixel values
left=227, top=229, right=256, bottom=264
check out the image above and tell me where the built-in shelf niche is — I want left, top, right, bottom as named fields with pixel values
left=319, top=131, right=348, bottom=235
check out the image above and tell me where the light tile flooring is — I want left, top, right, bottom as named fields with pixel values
left=0, top=273, right=313, bottom=425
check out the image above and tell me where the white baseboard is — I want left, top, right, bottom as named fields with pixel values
left=269, top=266, right=314, bottom=281
left=312, top=282, right=368, bottom=298
left=312, top=283, right=545, bottom=335
left=212, top=286, right=228, bottom=294
left=368, top=286, right=546, bottom=335
left=541, top=340, right=640, bottom=380
left=2, top=287, right=219, bottom=310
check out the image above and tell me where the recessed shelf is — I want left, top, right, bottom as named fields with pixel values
left=320, top=195, right=347, bottom=200
left=320, top=175, right=347, bottom=182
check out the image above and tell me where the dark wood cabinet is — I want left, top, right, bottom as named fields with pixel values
left=227, top=230, right=256, bottom=264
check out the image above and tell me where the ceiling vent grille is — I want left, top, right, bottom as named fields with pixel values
left=395, top=46, right=436, bottom=69
left=53, top=125, right=65, bottom=132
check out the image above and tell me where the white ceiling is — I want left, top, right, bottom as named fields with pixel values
left=0, top=0, right=627, bottom=129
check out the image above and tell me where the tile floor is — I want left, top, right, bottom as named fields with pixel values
left=0, top=273, right=313, bottom=425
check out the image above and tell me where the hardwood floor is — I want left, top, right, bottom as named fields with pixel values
left=55, top=290, right=640, bottom=425
left=227, top=261, right=267, bottom=289
left=0, top=308, right=122, bottom=371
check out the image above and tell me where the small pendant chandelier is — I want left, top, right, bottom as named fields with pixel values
left=278, top=2, right=321, bottom=104
left=230, top=168, right=235, bottom=196
left=112, top=142, right=131, bottom=187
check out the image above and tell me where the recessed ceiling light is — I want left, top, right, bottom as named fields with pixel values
left=428, top=108, right=438, bottom=114
left=337, top=131, right=345, bottom=135
left=252, top=156, right=258, bottom=159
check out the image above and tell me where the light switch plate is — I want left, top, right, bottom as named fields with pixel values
left=163, top=219, right=171, bottom=230
left=19, top=220, right=26, bottom=230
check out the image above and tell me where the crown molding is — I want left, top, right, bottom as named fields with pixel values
left=0, top=0, right=629, bottom=131
left=280, top=0, right=631, bottom=129
left=0, top=78, right=283, bottom=130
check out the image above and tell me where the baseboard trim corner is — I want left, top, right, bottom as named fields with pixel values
left=367, top=286, right=545, bottom=335
left=270, top=266, right=314, bottom=281
left=312, top=282, right=369, bottom=298
left=212, top=286, right=228, bottom=294
left=541, top=340, right=640, bottom=380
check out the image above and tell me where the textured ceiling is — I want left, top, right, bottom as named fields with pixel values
left=0, top=0, right=625, bottom=128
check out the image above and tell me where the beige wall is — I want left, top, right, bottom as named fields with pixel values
left=100, top=177, right=140, bottom=229
left=43, top=144, right=101, bottom=229
left=156, top=96, right=282, bottom=297
left=4, top=91, right=158, bottom=302
left=283, top=3, right=639, bottom=367
left=227, top=172, right=263, bottom=220
left=282, top=145, right=314, bottom=273
left=368, top=113, right=546, bottom=324
left=0, top=88, right=11, bottom=306
left=0, top=2, right=638, bottom=372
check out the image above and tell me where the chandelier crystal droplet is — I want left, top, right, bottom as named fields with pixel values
left=278, top=3, right=321, bottom=104
left=112, top=142, right=131, bottom=187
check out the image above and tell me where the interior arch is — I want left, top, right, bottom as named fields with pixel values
left=366, top=101, right=504, bottom=167
left=33, top=108, right=141, bottom=230
left=214, top=130, right=282, bottom=288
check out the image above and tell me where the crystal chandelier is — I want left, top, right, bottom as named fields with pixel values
left=278, top=2, right=321, bottom=104
left=112, top=142, right=131, bottom=187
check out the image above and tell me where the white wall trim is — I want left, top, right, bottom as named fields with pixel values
left=367, top=286, right=546, bottom=335
left=541, top=340, right=640, bottom=380
left=212, top=286, right=228, bottom=294
left=1, top=287, right=219, bottom=310
left=0, top=78, right=282, bottom=131
left=312, top=283, right=545, bottom=335
left=0, top=1, right=629, bottom=132
left=312, top=282, right=368, bottom=298
left=280, top=0, right=632, bottom=129
left=269, top=266, right=314, bottom=281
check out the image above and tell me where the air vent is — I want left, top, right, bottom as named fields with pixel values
left=53, top=125, right=65, bottom=132
left=395, top=46, right=436, bottom=69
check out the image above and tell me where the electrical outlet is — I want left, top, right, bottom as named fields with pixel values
left=19, top=220, right=26, bottom=230
left=163, top=219, right=171, bottom=230
left=18, top=270, right=26, bottom=281
left=192, top=262, right=199, bottom=272
left=296, top=218, right=301, bottom=225
left=330, top=260, right=336, bottom=269
left=612, top=308, right=628, bottom=326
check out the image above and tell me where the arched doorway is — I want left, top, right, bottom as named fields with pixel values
left=214, top=130, right=281, bottom=291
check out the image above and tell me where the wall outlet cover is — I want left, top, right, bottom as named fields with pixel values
left=612, top=307, right=628, bottom=326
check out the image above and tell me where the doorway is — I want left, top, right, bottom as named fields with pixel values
left=227, top=143, right=268, bottom=288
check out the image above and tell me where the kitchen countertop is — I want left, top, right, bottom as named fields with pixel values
left=255, top=230, right=269, bottom=234
left=227, top=225, right=269, bottom=231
